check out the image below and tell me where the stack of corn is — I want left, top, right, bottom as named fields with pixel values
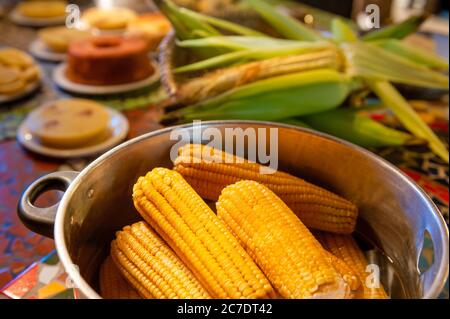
left=173, top=144, right=358, bottom=234
left=100, top=144, right=389, bottom=299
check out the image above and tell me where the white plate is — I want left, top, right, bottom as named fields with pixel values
left=53, top=63, right=160, bottom=95
left=9, top=9, right=66, bottom=27
left=17, top=107, right=129, bottom=159
left=0, top=79, right=41, bottom=105
left=29, top=39, right=66, bottom=62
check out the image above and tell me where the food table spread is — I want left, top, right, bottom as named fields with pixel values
left=0, top=0, right=448, bottom=299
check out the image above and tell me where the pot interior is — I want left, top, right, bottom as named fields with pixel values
left=59, top=122, right=447, bottom=298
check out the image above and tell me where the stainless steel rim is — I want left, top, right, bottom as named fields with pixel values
left=54, top=120, right=449, bottom=299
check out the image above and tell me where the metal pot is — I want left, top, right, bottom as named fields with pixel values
left=18, top=121, right=449, bottom=299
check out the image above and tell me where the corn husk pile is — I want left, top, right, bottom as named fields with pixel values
left=159, top=0, right=449, bottom=162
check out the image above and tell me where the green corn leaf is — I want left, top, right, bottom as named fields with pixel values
left=177, top=36, right=330, bottom=51
left=174, top=8, right=267, bottom=37
left=174, top=44, right=333, bottom=73
left=161, top=0, right=221, bottom=38
left=362, top=15, right=427, bottom=41
left=244, top=0, right=323, bottom=41
left=343, top=42, right=449, bottom=89
left=297, top=108, right=419, bottom=147
left=368, top=80, right=449, bottom=162
left=174, top=50, right=253, bottom=73
left=331, top=18, right=358, bottom=43
left=372, top=39, right=449, bottom=70
left=279, top=118, right=312, bottom=129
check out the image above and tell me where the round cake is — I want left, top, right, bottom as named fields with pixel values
left=38, top=26, right=92, bottom=53
left=66, top=35, right=154, bottom=86
left=126, top=13, right=172, bottom=50
left=17, top=1, right=67, bottom=18
left=82, top=7, right=137, bottom=30
left=27, top=98, right=111, bottom=148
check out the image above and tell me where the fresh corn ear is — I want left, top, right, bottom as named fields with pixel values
left=216, top=180, right=349, bottom=298
left=176, top=50, right=341, bottom=104
left=164, top=69, right=357, bottom=122
left=174, top=144, right=358, bottom=234
left=315, top=232, right=389, bottom=299
left=99, top=256, right=141, bottom=299
left=176, top=36, right=331, bottom=52
left=111, top=221, right=210, bottom=299
left=132, top=168, right=275, bottom=298
left=174, top=37, right=334, bottom=73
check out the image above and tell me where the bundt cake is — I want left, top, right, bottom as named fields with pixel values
left=66, top=35, right=154, bottom=86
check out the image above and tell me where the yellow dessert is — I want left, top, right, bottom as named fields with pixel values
left=38, top=26, right=92, bottom=53
left=27, top=99, right=111, bottom=148
left=0, top=65, right=21, bottom=84
left=0, top=48, right=39, bottom=95
left=17, top=1, right=67, bottom=19
left=0, top=48, right=34, bottom=68
left=126, top=13, right=171, bottom=49
left=82, top=7, right=137, bottom=30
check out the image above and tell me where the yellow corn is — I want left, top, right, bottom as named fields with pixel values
left=216, top=180, right=350, bottom=298
left=132, top=168, right=275, bottom=299
left=323, top=250, right=362, bottom=297
left=111, top=221, right=210, bottom=299
left=174, top=144, right=358, bottom=234
left=99, top=255, right=141, bottom=299
left=315, top=232, right=388, bottom=299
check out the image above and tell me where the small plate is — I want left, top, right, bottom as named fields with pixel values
left=0, top=79, right=41, bottom=105
left=17, top=107, right=129, bottom=158
left=52, top=63, right=160, bottom=95
left=9, top=9, right=66, bottom=27
left=29, top=39, right=66, bottom=62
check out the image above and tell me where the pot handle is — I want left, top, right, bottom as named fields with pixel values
left=17, top=171, right=79, bottom=238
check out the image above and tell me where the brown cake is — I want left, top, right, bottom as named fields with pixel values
left=66, top=35, right=154, bottom=86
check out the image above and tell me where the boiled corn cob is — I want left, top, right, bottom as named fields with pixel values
left=216, top=180, right=348, bottom=298
left=99, top=255, right=141, bottom=299
left=132, top=168, right=275, bottom=298
left=111, top=221, right=210, bottom=299
left=315, top=232, right=388, bottom=299
left=174, top=144, right=358, bottom=234
left=323, top=250, right=362, bottom=297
